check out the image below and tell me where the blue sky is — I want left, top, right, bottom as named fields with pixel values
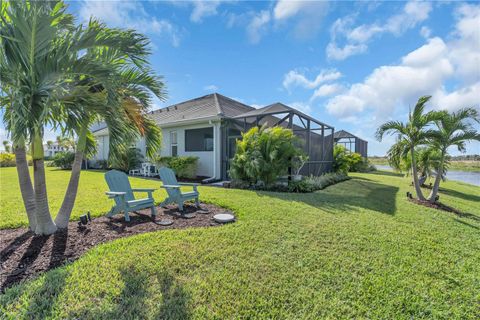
left=1, top=1, right=479, bottom=156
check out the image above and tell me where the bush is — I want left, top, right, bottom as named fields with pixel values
left=109, top=148, right=143, bottom=173
left=333, top=145, right=364, bottom=174
left=286, top=173, right=351, bottom=193
left=350, top=158, right=376, bottom=173
left=51, top=151, right=75, bottom=169
left=229, top=125, right=306, bottom=186
left=155, top=156, right=198, bottom=179
left=0, top=153, right=16, bottom=167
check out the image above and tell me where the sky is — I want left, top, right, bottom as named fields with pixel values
left=1, top=0, right=479, bottom=156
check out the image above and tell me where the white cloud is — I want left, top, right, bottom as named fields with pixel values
left=311, top=83, right=345, bottom=100
left=190, top=1, right=222, bottom=23
left=327, top=1, right=432, bottom=60
left=420, top=26, right=432, bottom=38
left=324, top=3, right=480, bottom=124
left=273, top=0, right=329, bottom=39
left=78, top=1, right=182, bottom=47
left=283, top=69, right=342, bottom=91
left=204, top=84, right=219, bottom=91
left=246, top=10, right=271, bottom=44
left=289, top=102, right=312, bottom=115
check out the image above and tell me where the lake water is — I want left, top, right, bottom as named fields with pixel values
left=375, top=165, right=480, bottom=187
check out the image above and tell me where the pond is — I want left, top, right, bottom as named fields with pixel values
left=374, top=165, right=480, bottom=187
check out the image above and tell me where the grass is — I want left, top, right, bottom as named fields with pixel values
left=1, top=167, right=480, bottom=319
left=369, top=157, right=480, bottom=172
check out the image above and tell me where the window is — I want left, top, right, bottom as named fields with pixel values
left=185, top=127, right=214, bottom=151
left=170, top=131, right=178, bottom=156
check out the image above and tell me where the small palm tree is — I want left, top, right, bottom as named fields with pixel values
left=376, top=96, right=443, bottom=200
left=428, top=108, right=480, bottom=203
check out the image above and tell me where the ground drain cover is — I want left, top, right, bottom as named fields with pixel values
left=154, top=219, right=174, bottom=226
left=213, top=213, right=235, bottom=223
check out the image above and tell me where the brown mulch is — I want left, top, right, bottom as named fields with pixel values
left=408, top=198, right=479, bottom=221
left=0, top=203, right=232, bottom=292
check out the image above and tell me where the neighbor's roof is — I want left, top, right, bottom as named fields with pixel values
left=334, top=130, right=367, bottom=142
left=234, top=102, right=333, bottom=129
left=149, top=93, right=254, bottom=126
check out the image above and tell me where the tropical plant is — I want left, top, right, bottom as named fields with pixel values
left=428, top=108, right=480, bottom=203
left=333, top=144, right=362, bottom=174
left=0, top=1, right=164, bottom=233
left=51, top=151, right=75, bottom=169
left=0, top=153, right=16, bottom=167
left=155, top=156, right=199, bottom=179
left=230, top=125, right=305, bottom=186
left=109, top=147, right=144, bottom=173
left=376, top=96, right=443, bottom=200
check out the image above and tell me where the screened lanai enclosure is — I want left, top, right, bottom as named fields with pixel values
left=220, top=103, right=335, bottom=179
left=333, top=130, right=368, bottom=158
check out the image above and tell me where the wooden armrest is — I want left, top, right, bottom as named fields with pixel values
left=178, top=182, right=199, bottom=186
left=106, top=191, right=126, bottom=196
left=131, top=188, right=156, bottom=192
left=161, top=185, right=181, bottom=189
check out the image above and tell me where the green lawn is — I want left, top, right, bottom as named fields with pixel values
left=1, top=168, right=479, bottom=319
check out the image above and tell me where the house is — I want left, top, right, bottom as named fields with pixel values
left=44, top=142, right=69, bottom=157
left=333, top=130, right=368, bottom=158
left=91, top=93, right=335, bottom=181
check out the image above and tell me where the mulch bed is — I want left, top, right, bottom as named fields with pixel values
left=0, top=203, right=232, bottom=292
left=408, top=198, right=479, bottom=221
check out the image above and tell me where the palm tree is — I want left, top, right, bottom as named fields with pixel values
left=1, top=1, right=164, bottom=234
left=2, top=140, right=10, bottom=153
left=428, top=108, right=480, bottom=203
left=54, top=47, right=165, bottom=228
left=376, top=96, right=443, bottom=200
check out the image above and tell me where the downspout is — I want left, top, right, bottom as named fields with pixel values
left=202, top=121, right=220, bottom=184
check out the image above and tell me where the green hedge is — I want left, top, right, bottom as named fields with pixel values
left=51, top=151, right=75, bottom=169
left=155, top=156, right=199, bottom=179
left=0, top=153, right=33, bottom=167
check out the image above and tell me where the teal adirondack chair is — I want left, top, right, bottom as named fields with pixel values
left=105, top=170, right=157, bottom=222
left=158, top=167, right=200, bottom=212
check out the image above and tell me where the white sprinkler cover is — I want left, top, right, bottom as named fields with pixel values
left=213, top=213, right=235, bottom=223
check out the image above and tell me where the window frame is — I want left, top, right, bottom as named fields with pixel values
left=184, top=127, right=214, bottom=152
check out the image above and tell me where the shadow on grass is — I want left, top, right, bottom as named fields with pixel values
left=454, top=219, right=479, bottom=230
left=439, top=187, right=480, bottom=203
left=79, top=268, right=191, bottom=319
left=257, top=178, right=399, bottom=215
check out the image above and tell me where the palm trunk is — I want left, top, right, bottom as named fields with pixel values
left=410, top=145, right=425, bottom=201
left=55, top=128, right=87, bottom=228
left=13, top=143, right=37, bottom=231
left=31, top=133, right=57, bottom=235
left=428, top=152, right=445, bottom=203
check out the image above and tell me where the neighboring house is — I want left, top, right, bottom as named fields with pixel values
left=333, top=130, right=368, bottom=158
left=44, top=142, right=69, bottom=157
left=91, top=93, right=336, bottom=181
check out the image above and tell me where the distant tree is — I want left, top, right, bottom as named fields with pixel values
left=2, top=140, right=11, bottom=153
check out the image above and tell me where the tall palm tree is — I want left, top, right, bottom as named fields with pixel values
left=376, top=96, right=443, bottom=200
left=428, top=108, right=480, bottom=203
left=54, top=47, right=165, bottom=228
left=1, top=1, right=164, bottom=234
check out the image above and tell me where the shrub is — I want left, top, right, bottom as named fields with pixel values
left=350, top=158, right=376, bottom=173
left=155, top=156, right=199, bottom=179
left=286, top=173, right=350, bottom=193
left=0, top=153, right=16, bottom=167
left=109, top=148, right=143, bottom=173
left=51, top=151, right=75, bottom=169
left=333, top=145, right=363, bottom=174
left=229, top=125, right=306, bottom=186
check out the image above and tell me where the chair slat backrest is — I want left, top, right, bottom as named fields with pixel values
left=105, top=170, right=135, bottom=204
left=158, top=167, right=181, bottom=198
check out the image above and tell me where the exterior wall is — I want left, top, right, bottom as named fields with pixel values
left=161, top=121, right=221, bottom=179
left=92, top=120, right=222, bottom=179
